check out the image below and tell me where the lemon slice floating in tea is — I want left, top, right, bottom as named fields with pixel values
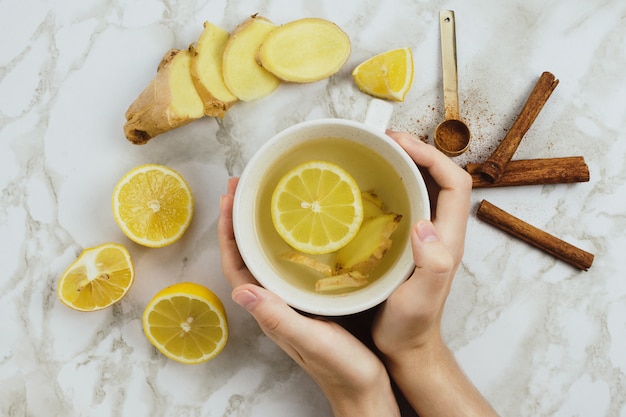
left=57, top=243, right=134, bottom=311
left=112, top=164, right=193, bottom=248
left=271, top=160, right=363, bottom=254
left=352, top=47, right=414, bottom=102
left=142, top=282, right=229, bottom=364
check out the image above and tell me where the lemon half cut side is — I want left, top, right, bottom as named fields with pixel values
left=57, top=242, right=134, bottom=311
left=142, top=282, right=229, bottom=364
left=112, top=164, right=194, bottom=248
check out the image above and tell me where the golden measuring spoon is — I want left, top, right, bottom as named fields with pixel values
left=434, top=10, right=471, bottom=157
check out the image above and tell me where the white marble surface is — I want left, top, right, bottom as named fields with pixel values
left=1, top=0, right=625, bottom=416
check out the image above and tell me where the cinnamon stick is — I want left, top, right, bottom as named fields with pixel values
left=478, top=72, right=559, bottom=183
left=476, top=200, right=594, bottom=270
left=466, top=156, right=589, bottom=188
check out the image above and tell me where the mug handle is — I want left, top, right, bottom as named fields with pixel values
left=363, top=99, right=394, bottom=132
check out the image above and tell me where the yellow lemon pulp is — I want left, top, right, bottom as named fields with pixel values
left=142, top=282, right=228, bottom=364
left=57, top=243, right=134, bottom=311
left=112, top=164, right=193, bottom=248
left=271, top=160, right=363, bottom=254
left=352, top=47, right=414, bottom=102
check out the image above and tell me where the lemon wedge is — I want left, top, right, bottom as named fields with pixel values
left=352, top=47, right=414, bottom=102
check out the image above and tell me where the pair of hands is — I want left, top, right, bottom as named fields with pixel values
left=218, top=131, right=490, bottom=416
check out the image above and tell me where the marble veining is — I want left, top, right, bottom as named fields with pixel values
left=1, top=0, right=625, bottom=416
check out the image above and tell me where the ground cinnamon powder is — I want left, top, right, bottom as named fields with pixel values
left=435, top=120, right=470, bottom=154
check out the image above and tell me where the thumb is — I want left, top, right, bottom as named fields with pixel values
left=410, top=220, right=456, bottom=290
left=231, top=284, right=308, bottom=356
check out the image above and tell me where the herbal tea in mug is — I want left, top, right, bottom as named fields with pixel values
left=233, top=100, right=429, bottom=316
left=255, top=136, right=411, bottom=294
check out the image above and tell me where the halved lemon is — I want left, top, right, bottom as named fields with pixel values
left=142, top=282, right=228, bottom=364
left=352, top=47, right=414, bottom=102
left=271, top=160, right=363, bottom=254
left=112, top=164, right=193, bottom=248
left=57, top=243, right=134, bottom=311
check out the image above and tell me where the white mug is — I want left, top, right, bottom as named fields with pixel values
left=233, top=99, right=430, bottom=316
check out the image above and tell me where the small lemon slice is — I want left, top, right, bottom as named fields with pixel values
left=142, top=282, right=229, bottom=364
left=271, top=160, right=363, bottom=255
left=352, top=47, right=414, bottom=102
left=57, top=243, right=134, bottom=311
left=112, top=164, right=193, bottom=248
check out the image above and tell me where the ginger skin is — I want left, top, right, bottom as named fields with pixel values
left=124, top=48, right=204, bottom=145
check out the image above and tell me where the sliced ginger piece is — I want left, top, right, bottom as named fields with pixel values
left=315, top=272, right=368, bottom=293
left=124, top=48, right=205, bottom=144
left=361, top=191, right=385, bottom=220
left=222, top=15, right=280, bottom=101
left=257, top=18, right=351, bottom=83
left=281, top=252, right=334, bottom=277
left=334, top=213, right=402, bottom=275
left=190, top=22, right=237, bottom=117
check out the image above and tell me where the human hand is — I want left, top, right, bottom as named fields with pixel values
left=372, top=131, right=472, bottom=356
left=371, top=131, right=497, bottom=417
left=218, top=178, right=400, bottom=417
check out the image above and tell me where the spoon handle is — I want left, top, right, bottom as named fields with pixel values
left=440, top=10, right=460, bottom=121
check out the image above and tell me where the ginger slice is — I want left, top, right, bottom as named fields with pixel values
left=315, top=272, right=368, bottom=293
left=124, top=48, right=205, bottom=144
left=361, top=190, right=385, bottom=220
left=190, top=22, right=237, bottom=118
left=222, top=15, right=280, bottom=101
left=334, top=213, right=402, bottom=275
left=281, top=252, right=334, bottom=277
left=257, top=18, right=351, bottom=83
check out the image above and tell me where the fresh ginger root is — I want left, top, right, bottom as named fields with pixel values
left=190, top=22, right=237, bottom=117
left=258, top=18, right=351, bottom=83
left=124, top=48, right=205, bottom=144
left=124, top=16, right=352, bottom=144
left=222, top=15, right=281, bottom=102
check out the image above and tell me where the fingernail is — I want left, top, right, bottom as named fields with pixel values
left=232, top=288, right=258, bottom=311
left=416, top=220, right=439, bottom=243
